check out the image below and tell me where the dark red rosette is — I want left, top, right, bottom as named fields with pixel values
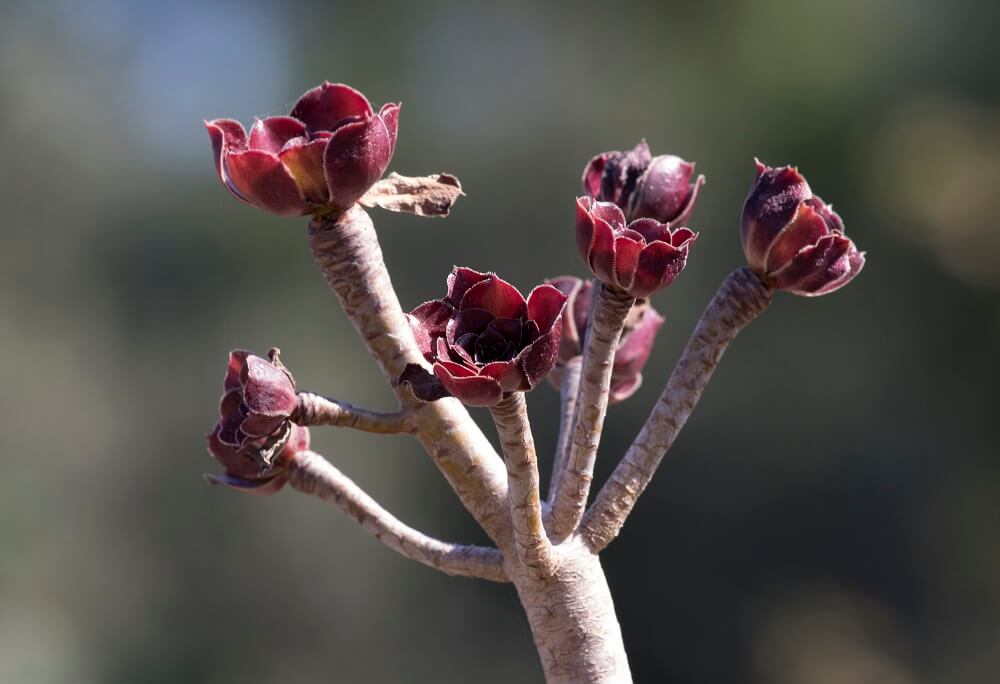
left=741, top=160, right=865, bottom=296
left=206, top=82, right=399, bottom=216
left=576, top=197, right=697, bottom=299
left=402, top=268, right=567, bottom=407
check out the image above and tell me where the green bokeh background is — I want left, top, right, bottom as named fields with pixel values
left=2, top=1, right=998, bottom=682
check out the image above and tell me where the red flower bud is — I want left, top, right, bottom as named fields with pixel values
left=741, top=160, right=865, bottom=296
left=402, top=268, right=567, bottom=407
left=206, top=82, right=399, bottom=216
left=206, top=424, right=310, bottom=496
left=581, top=141, right=704, bottom=224
left=576, top=196, right=697, bottom=298
left=547, top=276, right=665, bottom=403
left=214, top=348, right=298, bottom=467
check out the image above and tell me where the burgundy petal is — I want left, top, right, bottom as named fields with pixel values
left=577, top=198, right=618, bottom=285
left=223, top=149, right=309, bottom=216
left=613, top=307, right=664, bottom=393
left=248, top=117, right=308, bottom=153
left=670, top=174, right=705, bottom=226
left=207, top=424, right=262, bottom=480
left=460, top=276, right=527, bottom=319
left=478, top=360, right=526, bottom=393
left=433, top=362, right=504, bottom=407
left=451, top=307, right=495, bottom=341
left=224, top=350, right=250, bottom=392
left=582, top=152, right=611, bottom=197
left=629, top=155, right=696, bottom=223
left=515, top=315, right=563, bottom=388
left=613, top=235, right=643, bottom=290
left=206, top=119, right=248, bottom=188
left=408, top=300, right=455, bottom=357
left=769, top=234, right=860, bottom=295
left=379, top=103, right=400, bottom=156
left=526, top=283, right=568, bottom=334
left=242, top=355, right=297, bottom=417
left=217, top=390, right=246, bottom=446
left=763, top=202, right=831, bottom=275
left=278, top=137, right=329, bottom=203
left=741, top=159, right=813, bottom=272
left=446, top=267, right=492, bottom=306
left=239, top=414, right=288, bottom=439
left=546, top=276, right=585, bottom=360
left=629, top=218, right=672, bottom=244
left=289, top=82, right=373, bottom=133
left=806, top=195, right=845, bottom=233
left=323, top=117, right=393, bottom=209
left=629, top=241, right=689, bottom=298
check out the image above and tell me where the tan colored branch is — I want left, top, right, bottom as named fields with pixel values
left=307, top=208, right=512, bottom=545
left=582, top=267, right=772, bottom=552
left=285, top=450, right=508, bottom=582
left=548, top=284, right=634, bottom=540
left=294, top=392, right=415, bottom=434
left=547, top=356, right=582, bottom=505
left=490, top=393, right=556, bottom=578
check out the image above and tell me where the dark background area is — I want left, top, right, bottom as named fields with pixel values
left=1, top=0, right=998, bottom=682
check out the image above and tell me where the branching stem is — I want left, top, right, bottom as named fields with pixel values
left=582, top=267, right=772, bottom=551
left=548, top=284, right=634, bottom=539
left=294, top=392, right=415, bottom=434
left=285, top=449, right=508, bottom=582
left=490, top=393, right=556, bottom=578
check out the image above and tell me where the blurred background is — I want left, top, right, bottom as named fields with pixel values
left=1, top=0, right=998, bottom=681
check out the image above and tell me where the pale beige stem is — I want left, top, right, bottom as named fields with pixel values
left=582, top=268, right=772, bottom=551
left=286, top=450, right=507, bottom=582
left=548, top=284, right=634, bottom=539
left=490, top=393, right=555, bottom=578
left=294, top=392, right=415, bottom=434
left=548, top=356, right=582, bottom=505
left=510, top=537, right=632, bottom=683
left=308, top=208, right=512, bottom=544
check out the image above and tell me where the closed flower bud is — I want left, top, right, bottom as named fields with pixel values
left=401, top=268, right=567, bottom=407
left=741, top=160, right=865, bottom=296
left=576, top=196, right=697, bottom=298
left=206, top=82, right=399, bottom=216
left=215, top=348, right=298, bottom=468
left=582, top=141, right=704, bottom=224
left=547, top=276, right=665, bottom=403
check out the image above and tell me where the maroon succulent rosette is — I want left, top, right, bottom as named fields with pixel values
left=206, top=82, right=399, bottom=216
left=741, top=160, right=865, bottom=296
left=205, top=349, right=307, bottom=494
left=582, top=140, right=704, bottom=224
left=403, top=268, right=568, bottom=407
left=576, top=196, right=697, bottom=299
left=547, top=276, right=665, bottom=403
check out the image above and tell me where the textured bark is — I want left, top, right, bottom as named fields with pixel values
left=286, top=449, right=508, bottom=582
left=509, top=537, right=632, bottom=683
left=548, top=356, right=582, bottom=504
left=582, top=268, right=772, bottom=551
left=308, top=208, right=512, bottom=544
left=549, top=284, right=634, bottom=539
left=490, top=393, right=555, bottom=578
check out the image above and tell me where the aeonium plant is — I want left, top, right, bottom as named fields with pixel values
left=200, top=80, right=865, bottom=683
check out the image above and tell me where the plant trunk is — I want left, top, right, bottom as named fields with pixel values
left=509, top=537, right=632, bottom=683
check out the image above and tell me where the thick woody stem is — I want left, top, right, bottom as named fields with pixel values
left=548, top=284, right=634, bottom=539
left=294, top=392, right=415, bottom=434
left=286, top=450, right=508, bottom=582
left=490, top=393, right=556, bottom=578
left=582, top=267, right=772, bottom=551
left=307, top=208, right=512, bottom=545
left=548, top=357, right=582, bottom=505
